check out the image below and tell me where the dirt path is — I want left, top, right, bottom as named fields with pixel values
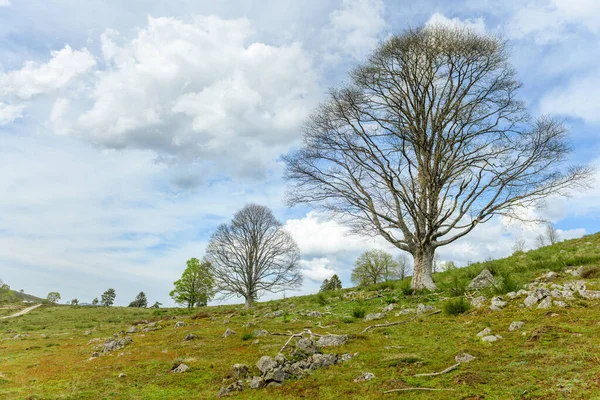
left=0, top=304, right=42, bottom=319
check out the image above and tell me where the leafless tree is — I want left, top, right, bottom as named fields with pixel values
left=513, top=238, right=526, bottom=254
left=283, top=25, right=591, bottom=290
left=536, top=234, right=547, bottom=248
left=206, top=204, right=302, bottom=308
left=545, top=222, right=560, bottom=245
left=395, top=253, right=413, bottom=279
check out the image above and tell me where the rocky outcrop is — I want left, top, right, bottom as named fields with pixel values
left=468, top=269, right=496, bottom=289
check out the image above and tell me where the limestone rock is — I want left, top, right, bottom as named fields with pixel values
left=537, top=297, right=552, bottom=309
left=468, top=269, right=496, bottom=289
left=476, top=327, right=492, bottom=337
left=171, top=363, right=189, bottom=373
left=490, top=296, right=507, bottom=310
left=382, top=303, right=396, bottom=313
left=508, top=321, right=524, bottom=331
left=126, top=326, right=137, bottom=334
left=264, top=367, right=285, bottom=383
left=416, top=304, right=436, bottom=314
left=222, top=328, right=236, bottom=338
left=174, top=321, right=185, bottom=328
left=353, top=372, right=375, bottom=382
left=481, top=335, right=501, bottom=343
left=256, top=356, right=277, bottom=374
left=254, top=329, right=269, bottom=337
left=455, top=353, right=475, bottom=363
left=102, top=337, right=132, bottom=353
left=232, top=364, right=249, bottom=378
left=184, top=333, right=197, bottom=341
left=249, top=376, right=264, bottom=389
left=554, top=300, right=567, bottom=308
left=364, top=313, right=385, bottom=321
left=307, top=311, right=322, bottom=318
left=470, top=296, right=486, bottom=309
left=524, top=294, right=538, bottom=307
left=218, top=380, right=244, bottom=397
left=296, top=337, right=319, bottom=355
left=317, top=334, right=348, bottom=347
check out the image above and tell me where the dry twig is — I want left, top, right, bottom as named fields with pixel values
left=414, top=362, right=460, bottom=377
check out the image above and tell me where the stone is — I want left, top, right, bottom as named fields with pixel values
left=508, top=321, right=524, bottom=331
left=490, top=296, right=507, bottom=310
left=468, top=269, right=496, bottom=289
left=537, top=297, right=552, bottom=309
left=506, top=292, right=518, bottom=299
left=90, top=351, right=101, bottom=358
left=184, top=333, right=197, bottom=341
left=222, top=328, right=236, bottom=338
left=470, top=296, right=486, bottom=309
left=102, top=337, right=132, bottom=353
left=568, top=266, right=584, bottom=277
left=516, top=289, right=529, bottom=297
left=126, top=326, right=137, bottom=334
left=266, top=382, right=281, bottom=388
left=524, top=294, right=538, bottom=307
left=223, top=319, right=230, bottom=324
left=171, top=363, right=189, bottom=373
left=147, top=322, right=157, bottom=327
left=118, top=373, right=126, bottom=378
left=341, top=353, right=358, bottom=362
left=264, top=367, right=285, bottom=383
left=274, top=354, right=287, bottom=365
left=580, top=290, right=600, bottom=300
left=174, top=321, right=185, bottom=328
left=354, top=372, right=375, bottom=382
left=256, top=356, right=278, bottom=374
left=550, top=290, right=563, bottom=298
left=271, top=310, right=284, bottom=318
left=533, top=288, right=550, bottom=300
left=317, top=334, right=348, bottom=347
left=249, top=376, right=264, bottom=389
left=217, top=380, right=244, bottom=397
left=364, top=313, right=385, bottom=321
left=455, top=353, right=475, bottom=363
left=395, top=308, right=415, bottom=316
left=476, top=327, right=492, bottom=337
left=296, top=337, right=319, bottom=355
left=232, top=364, right=249, bottom=378
left=254, top=329, right=269, bottom=337
left=309, top=353, right=339, bottom=368
left=382, top=303, right=396, bottom=313
left=307, top=311, right=322, bottom=318
left=554, top=300, right=567, bottom=308
left=84, top=330, right=93, bottom=335
left=538, top=271, right=559, bottom=282
left=416, top=304, right=436, bottom=314
left=481, top=335, right=501, bottom=343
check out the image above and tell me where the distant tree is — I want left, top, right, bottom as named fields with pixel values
left=71, top=298, right=79, bottom=305
left=536, top=234, right=547, bottom=248
left=46, top=292, right=61, bottom=304
left=19, top=289, right=24, bottom=294
left=513, top=238, right=526, bottom=254
left=128, top=292, right=148, bottom=308
left=206, top=204, right=302, bottom=308
left=545, top=223, right=560, bottom=245
left=101, top=288, right=116, bottom=307
left=328, top=274, right=342, bottom=290
left=150, top=301, right=162, bottom=308
left=394, top=254, right=413, bottom=280
left=319, top=278, right=330, bottom=293
left=351, top=250, right=398, bottom=286
left=92, top=297, right=99, bottom=306
left=170, top=258, right=214, bottom=309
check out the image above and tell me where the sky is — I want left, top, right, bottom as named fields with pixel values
left=1, top=0, right=599, bottom=306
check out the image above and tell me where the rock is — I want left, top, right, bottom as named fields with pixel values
left=317, top=334, right=348, bottom=347
left=550, top=289, right=563, bottom=298
left=126, top=326, right=137, bottom=334
left=567, top=266, right=584, bottom=277
left=147, top=322, right=157, bottom=327
left=395, top=308, right=415, bottom=316
left=264, top=367, right=285, bottom=383
left=174, top=321, right=185, bottom=328
left=508, top=321, right=524, bottom=331
left=249, top=376, right=264, bottom=389
left=266, top=382, right=281, bottom=388
left=481, top=335, right=501, bottom=343
left=296, top=337, right=319, bottom=355
left=307, top=311, right=322, bottom=318
left=171, top=363, right=189, bottom=373
left=580, top=290, right=600, bottom=300
left=416, top=304, right=436, bottom=314
left=256, top=356, right=278, bottom=374
left=218, top=380, right=244, bottom=397
left=554, top=300, right=567, bottom=308
left=490, top=296, right=507, bottom=310
left=84, top=330, right=93, bottom=335
left=309, top=353, right=339, bottom=368
left=184, top=333, right=198, bottom=341
left=382, top=303, right=396, bottom=313
left=222, top=328, right=236, bottom=338
left=254, top=329, right=269, bottom=337
left=470, top=296, right=486, bottom=309
left=538, top=271, right=559, bottom=282
left=118, top=373, right=126, bottom=378
left=232, top=364, right=249, bottom=378
left=223, top=319, right=230, bottom=324
left=274, top=354, right=287, bottom=365
left=516, top=289, right=529, bottom=297
left=102, top=337, right=132, bottom=353
left=341, top=353, right=358, bottom=362
left=271, top=310, right=284, bottom=318
left=524, top=294, right=539, bottom=307
left=476, top=327, right=492, bottom=337
left=533, top=288, right=550, bottom=300
left=537, top=297, right=552, bottom=309
left=506, top=292, right=518, bottom=299
left=90, top=351, right=101, bottom=358
left=364, top=313, right=385, bottom=321
left=455, top=353, right=475, bottom=363
left=468, top=269, right=496, bottom=289
left=354, top=372, right=375, bottom=382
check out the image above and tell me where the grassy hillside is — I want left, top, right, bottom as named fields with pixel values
left=2, top=233, right=600, bottom=399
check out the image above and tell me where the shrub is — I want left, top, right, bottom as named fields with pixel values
left=241, top=332, right=255, bottom=341
left=398, top=280, right=413, bottom=296
left=443, top=297, right=471, bottom=316
left=581, top=266, right=600, bottom=279
left=492, top=271, right=520, bottom=295
left=314, top=292, right=327, bottom=306
left=447, top=275, right=467, bottom=297
left=351, top=307, right=366, bottom=319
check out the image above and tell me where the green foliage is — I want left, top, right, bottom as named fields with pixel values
left=101, top=288, right=116, bottom=307
left=150, top=301, right=162, bottom=308
left=581, top=266, right=600, bottom=279
left=241, top=332, right=255, bottom=341
left=446, top=275, right=467, bottom=297
left=320, top=274, right=343, bottom=292
left=91, top=298, right=99, bottom=306
left=70, top=298, right=79, bottom=306
left=351, top=306, right=366, bottom=319
left=170, top=258, right=215, bottom=309
left=443, top=297, right=471, bottom=316
left=398, top=279, right=413, bottom=296
left=128, top=292, right=148, bottom=308
left=314, top=292, right=327, bottom=306
left=351, top=250, right=399, bottom=286
left=46, top=292, right=61, bottom=304
left=492, top=272, right=521, bottom=295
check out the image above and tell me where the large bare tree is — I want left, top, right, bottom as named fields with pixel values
left=206, top=204, right=302, bottom=308
left=283, top=25, right=591, bottom=290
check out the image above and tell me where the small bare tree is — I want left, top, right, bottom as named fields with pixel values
left=545, top=222, right=560, bottom=245
left=206, top=204, right=302, bottom=308
left=513, top=238, right=526, bottom=254
left=395, top=254, right=413, bottom=279
left=536, top=234, right=547, bottom=248
left=284, top=25, right=591, bottom=290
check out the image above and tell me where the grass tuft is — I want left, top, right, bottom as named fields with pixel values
left=443, top=297, right=471, bottom=316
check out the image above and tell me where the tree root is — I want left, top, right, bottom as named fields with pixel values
left=414, top=362, right=460, bottom=377
left=360, top=310, right=441, bottom=333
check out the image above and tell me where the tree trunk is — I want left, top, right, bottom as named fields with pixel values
left=244, top=296, right=253, bottom=309
left=411, top=246, right=437, bottom=290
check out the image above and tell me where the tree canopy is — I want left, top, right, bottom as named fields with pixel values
left=170, top=258, right=214, bottom=309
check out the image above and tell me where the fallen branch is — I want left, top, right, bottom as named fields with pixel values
left=414, top=362, right=460, bottom=377
left=274, top=329, right=323, bottom=354
left=383, top=388, right=455, bottom=394
left=360, top=310, right=441, bottom=334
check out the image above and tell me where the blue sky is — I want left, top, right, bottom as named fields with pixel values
left=0, top=0, right=599, bottom=306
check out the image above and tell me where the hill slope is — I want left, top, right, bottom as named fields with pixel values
left=2, top=233, right=600, bottom=399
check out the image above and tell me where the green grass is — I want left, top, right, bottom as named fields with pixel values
left=2, top=232, right=600, bottom=399
left=443, top=297, right=471, bottom=315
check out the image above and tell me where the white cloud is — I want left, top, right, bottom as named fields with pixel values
left=47, top=16, right=319, bottom=179
left=426, top=12, right=486, bottom=34
left=324, top=0, right=386, bottom=60
left=299, top=258, right=337, bottom=282
left=0, top=0, right=10, bottom=7
left=0, top=102, right=25, bottom=124
left=0, top=45, right=95, bottom=99
left=540, top=73, right=600, bottom=124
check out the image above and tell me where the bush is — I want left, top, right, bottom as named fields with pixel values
left=447, top=275, right=467, bottom=297
left=398, top=280, right=413, bottom=296
left=492, top=271, right=520, bottom=295
left=443, top=297, right=471, bottom=316
left=241, top=332, right=255, bottom=341
left=314, top=292, right=327, bottom=306
left=351, top=307, right=366, bottom=319
left=581, top=266, right=600, bottom=279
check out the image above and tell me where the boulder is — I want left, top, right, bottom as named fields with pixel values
left=537, top=297, right=552, bottom=309
left=171, top=363, right=189, bottom=373
left=256, top=356, right=278, bottom=374
left=416, top=304, right=436, bottom=314
left=264, top=368, right=285, bottom=383
left=468, top=269, right=496, bottom=289
left=353, top=372, right=375, bottom=382
left=481, top=335, right=502, bottom=343
left=317, top=334, right=348, bottom=347
left=455, top=353, right=475, bottom=363
left=364, top=313, right=385, bottom=321
left=249, top=376, right=264, bottom=389
left=126, top=326, right=137, bottom=334
left=490, top=296, right=507, bottom=310
left=506, top=292, right=518, bottom=299
left=524, top=294, right=538, bottom=307
left=232, top=364, right=249, bottom=379
left=476, top=327, right=492, bottom=337
left=174, top=321, right=185, bottom=328
left=184, top=333, right=197, bottom=341
left=470, top=296, right=486, bottom=309
left=533, top=288, right=550, bottom=300
left=102, top=337, right=132, bottom=353
left=382, top=303, right=396, bottom=313
left=222, top=328, right=236, bottom=338
left=580, top=290, right=600, bottom=300
left=307, top=311, right=322, bottom=318
left=296, top=337, right=319, bottom=355
left=508, top=321, right=524, bottom=331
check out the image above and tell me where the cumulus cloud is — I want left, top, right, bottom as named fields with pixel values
left=540, top=73, right=600, bottom=124
left=426, top=12, right=486, bottom=34
left=299, top=258, right=337, bottom=282
left=47, top=16, right=319, bottom=179
left=0, top=0, right=10, bottom=7
left=0, top=102, right=25, bottom=124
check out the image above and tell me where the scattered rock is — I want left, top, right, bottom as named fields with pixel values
left=353, top=372, right=375, bottom=382
left=174, top=321, right=185, bottom=328
left=416, top=304, right=436, bottom=314
left=90, top=351, right=101, bottom=359
left=537, top=271, right=559, bottom=282
left=341, top=353, right=358, bottom=362
left=470, top=296, right=486, bottom=309
left=490, top=296, right=507, bottom=310
left=102, top=337, right=132, bottom=353
left=580, top=290, right=600, bottom=300
left=296, top=337, right=319, bottom=355
left=232, top=364, right=249, bottom=378
left=476, top=327, right=492, bottom=337
left=126, top=326, right=137, bottom=334
left=249, top=376, right=264, bottom=389
left=554, top=300, right=567, bottom=308
left=506, top=292, right=518, bottom=299
left=118, top=373, right=126, bottom=378
left=307, top=311, right=322, bottom=318
left=84, top=330, right=93, bottom=336
left=524, top=294, right=539, bottom=308
left=481, top=335, right=502, bottom=343
left=254, top=329, right=269, bottom=337
left=382, top=303, right=396, bottom=313
left=508, top=321, right=524, bottom=331
left=222, top=328, right=236, bottom=338
left=537, top=297, right=552, bottom=309
left=533, top=288, right=550, bottom=300
left=317, top=334, right=348, bottom=347
left=395, top=308, right=415, bottom=316
left=264, top=367, right=285, bottom=383
left=256, top=356, right=278, bottom=374
left=270, top=310, right=284, bottom=318
left=184, top=333, right=197, bottom=341
left=218, top=380, right=244, bottom=397
left=468, top=269, right=496, bottom=289
left=171, top=363, right=189, bottom=373
left=455, top=353, right=475, bottom=363
left=223, top=319, right=230, bottom=324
